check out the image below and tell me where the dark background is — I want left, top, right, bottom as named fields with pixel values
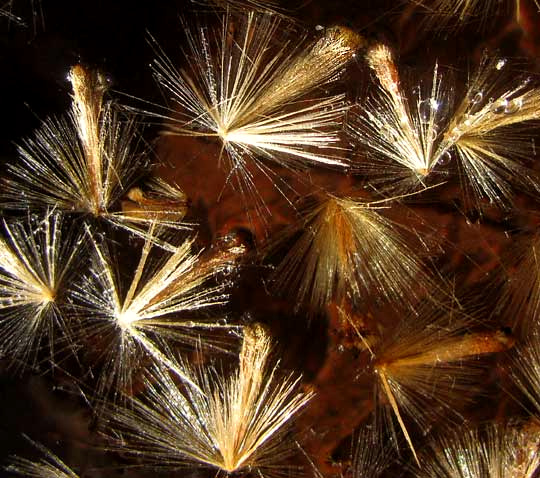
left=1, top=0, right=540, bottom=476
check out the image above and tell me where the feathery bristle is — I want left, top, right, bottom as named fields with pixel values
left=202, top=0, right=289, bottom=16
left=351, top=426, right=392, bottom=478
left=413, top=0, right=540, bottom=30
left=430, top=0, right=502, bottom=19
left=413, top=0, right=509, bottom=29
left=498, top=231, right=540, bottom=332
left=0, top=211, right=81, bottom=370
left=511, top=327, right=540, bottom=416
left=72, top=225, right=236, bottom=402
left=6, top=438, right=78, bottom=478
left=416, top=423, right=540, bottom=477
left=0, top=3, right=25, bottom=26
left=0, top=0, right=44, bottom=30
left=105, top=324, right=314, bottom=476
left=272, top=195, right=434, bottom=312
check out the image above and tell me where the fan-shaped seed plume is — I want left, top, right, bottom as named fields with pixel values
left=1, top=64, right=174, bottom=232
left=272, top=195, right=435, bottom=313
left=0, top=211, right=82, bottom=371
left=105, top=324, right=314, bottom=477
left=350, top=46, right=540, bottom=210
left=72, top=224, right=241, bottom=404
left=349, top=43, right=448, bottom=191
left=152, top=11, right=363, bottom=219
left=371, top=304, right=514, bottom=463
left=437, top=55, right=540, bottom=210
left=416, top=423, right=540, bottom=477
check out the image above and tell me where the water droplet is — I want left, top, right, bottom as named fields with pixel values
left=418, top=98, right=439, bottom=124
left=222, top=264, right=234, bottom=275
left=491, top=99, right=508, bottom=114
left=217, top=318, right=228, bottom=326
left=468, top=91, right=484, bottom=113
left=104, top=74, right=114, bottom=86
left=418, top=99, right=432, bottom=123
left=496, top=58, right=507, bottom=70
left=471, top=91, right=483, bottom=104
left=438, top=150, right=452, bottom=166
left=504, top=98, right=522, bottom=114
